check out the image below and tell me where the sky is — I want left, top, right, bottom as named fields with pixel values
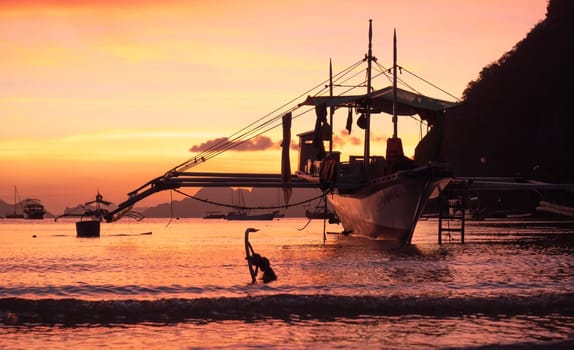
left=0, top=0, right=548, bottom=214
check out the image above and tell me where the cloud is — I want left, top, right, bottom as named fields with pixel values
left=190, top=135, right=280, bottom=152
left=333, top=129, right=361, bottom=146
left=189, top=129, right=387, bottom=154
left=333, top=129, right=389, bottom=147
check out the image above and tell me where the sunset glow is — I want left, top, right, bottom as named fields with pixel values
left=0, top=0, right=548, bottom=213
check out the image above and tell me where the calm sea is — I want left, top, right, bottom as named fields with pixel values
left=0, top=217, right=572, bottom=349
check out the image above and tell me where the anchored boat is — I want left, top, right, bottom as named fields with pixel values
left=23, top=199, right=46, bottom=220
left=56, top=192, right=143, bottom=237
left=225, top=189, right=278, bottom=220
left=305, top=206, right=338, bottom=222
left=5, top=186, right=45, bottom=219
left=203, top=211, right=226, bottom=219
left=5, top=186, right=24, bottom=219
left=225, top=210, right=278, bottom=221
left=290, top=22, right=456, bottom=243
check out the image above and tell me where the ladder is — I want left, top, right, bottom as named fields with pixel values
left=438, top=194, right=465, bottom=244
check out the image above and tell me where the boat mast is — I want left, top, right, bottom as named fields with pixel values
left=13, top=185, right=17, bottom=215
left=12, top=185, right=21, bottom=216
left=392, top=29, right=398, bottom=138
left=364, top=19, right=373, bottom=174
left=329, top=58, right=334, bottom=153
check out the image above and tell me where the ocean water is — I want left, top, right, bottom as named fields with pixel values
left=0, top=217, right=572, bottom=349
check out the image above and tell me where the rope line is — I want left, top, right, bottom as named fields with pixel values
left=120, top=53, right=459, bottom=209
left=165, top=189, right=174, bottom=227
left=172, top=188, right=331, bottom=210
left=296, top=194, right=326, bottom=231
left=169, top=59, right=366, bottom=174
left=166, top=56, right=459, bottom=175
left=399, top=66, right=461, bottom=101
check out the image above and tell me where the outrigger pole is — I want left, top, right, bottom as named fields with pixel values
left=104, top=172, right=320, bottom=222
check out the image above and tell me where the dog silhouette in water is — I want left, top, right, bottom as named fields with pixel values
left=247, top=253, right=277, bottom=283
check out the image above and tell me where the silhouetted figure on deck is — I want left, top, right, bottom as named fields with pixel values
left=247, top=253, right=277, bottom=283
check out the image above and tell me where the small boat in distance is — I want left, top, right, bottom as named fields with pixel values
left=5, top=212, right=24, bottom=219
left=225, top=189, right=278, bottom=220
left=5, top=186, right=45, bottom=219
left=203, top=211, right=226, bottom=219
left=5, top=185, right=24, bottom=218
left=225, top=210, right=278, bottom=221
left=23, top=199, right=46, bottom=220
left=56, top=192, right=144, bottom=237
left=305, top=206, right=338, bottom=223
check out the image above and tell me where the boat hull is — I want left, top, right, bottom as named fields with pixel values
left=76, top=220, right=101, bottom=237
left=225, top=212, right=277, bottom=221
left=329, top=174, right=450, bottom=243
left=24, top=211, right=45, bottom=220
left=203, top=214, right=226, bottom=219
left=24, top=200, right=46, bottom=220
left=305, top=209, right=337, bottom=221
left=5, top=214, right=24, bottom=219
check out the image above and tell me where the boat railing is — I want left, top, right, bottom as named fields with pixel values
left=339, top=155, right=388, bottom=179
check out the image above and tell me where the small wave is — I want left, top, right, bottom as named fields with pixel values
left=0, top=284, right=214, bottom=298
left=1, top=293, right=573, bottom=325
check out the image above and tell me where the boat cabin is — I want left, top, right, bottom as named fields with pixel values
left=296, top=130, right=341, bottom=176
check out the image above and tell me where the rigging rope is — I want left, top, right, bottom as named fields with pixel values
left=370, top=60, right=461, bottom=146
left=398, top=66, right=460, bottom=102
left=296, top=194, right=326, bottom=231
left=124, top=53, right=459, bottom=205
left=175, top=56, right=459, bottom=172
left=172, top=188, right=331, bottom=211
left=169, top=59, right=366, bottom=174
left=165, top=189, right=174, bottom=227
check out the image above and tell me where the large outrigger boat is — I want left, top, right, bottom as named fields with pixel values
left=102, top=21, right=462, bottom=244
left=291, top=23, right=456, bottom=242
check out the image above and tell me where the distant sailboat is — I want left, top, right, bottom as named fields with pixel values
left=225, top=189, right=278, bottom=221
left=5, top=186, right=46, bottom=219
left=226, top=211, right=278, bottom=221
left=203, top=211, right=226, bottom=219
left=5, top=186, right=24, bottom=219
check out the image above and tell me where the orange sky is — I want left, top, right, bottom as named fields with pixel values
left=0, top=0, right=548, bottom=214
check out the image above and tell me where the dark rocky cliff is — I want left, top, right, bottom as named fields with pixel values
left=418, top=0, right=574, bottom=183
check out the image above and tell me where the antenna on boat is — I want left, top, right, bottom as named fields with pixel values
left=364, top=19, right=374, bottom=175
left=392, top=28, right=398, bottom=138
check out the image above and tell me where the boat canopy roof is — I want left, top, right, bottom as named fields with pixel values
left=300, top=86, right=458, bottom=118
